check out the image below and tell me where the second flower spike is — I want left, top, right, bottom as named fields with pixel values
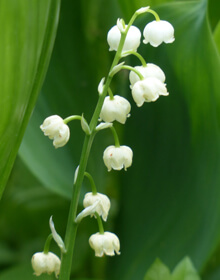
left=100, top=95, right=131, bottom=124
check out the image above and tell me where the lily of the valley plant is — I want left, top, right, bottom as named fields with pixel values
left=33, top=6, right=174, bottom=279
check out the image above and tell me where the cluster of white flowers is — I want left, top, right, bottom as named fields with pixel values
left=106, top=18, right=174, bottom=109
left=37, top=6, right=175, bottom=272
left=100, top=16, right=174, bottom=169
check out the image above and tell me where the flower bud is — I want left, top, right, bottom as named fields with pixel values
left=103, top=145, right=133, bottom=171
left=100, top=95, right=131, bottom=124
left=132, top=77, right=169, bottom=107
left=107, top=25, right=141, bottom=52
left=129, top=64, right=166, bottom=88
left=31, top=252, right=61, bottom=278
left=83, top=192, right=111, bottom=221
left=40, top=115, right=70, bottom=148
left=89, top=231, right=120, bottom=257
left=143, top=20, right=175, bottom=47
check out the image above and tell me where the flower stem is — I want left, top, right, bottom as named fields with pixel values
left=122, top=51, right=147, bottom=67
left=147, top=9, right=160, bottom=21
left=43, top=234, right=53, bottom=254
left=95, top=213, right=104, bottom=234
left=84, top=172, right=97, bottom=194
left=121, top=65, right=144, bottom=80
left=108, top=87, right=114, bottom=100
left=59, top=9, right=144, bottom=280
left=63, top=115, right=82, bottom=124
left=110, top=126, right=120, bottom=147
left=59, top=32, right=126, bottom=280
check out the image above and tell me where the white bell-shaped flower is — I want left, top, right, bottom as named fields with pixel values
left=107, top=25, right=141, bottom=52
left=40, top=115, right=70, bottom=148
left=83, top=192, right=111, bottom=222
left=89, top=231, right=120, bottom=257
left=100, top=95, right=131, bottom=124
left=129, top=64, right=166, bottom=88
left=31, top=252, right=61, bottom=278
left=103, top=145, right=133, bottom=171
left=132, top=77, right=169, bottom=107
left=143, top=20, right=175, bottom=47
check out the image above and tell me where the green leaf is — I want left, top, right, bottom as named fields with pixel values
left=0, top=0, right=61, bottom=198
left=144, top=258, right=171, bottom=280
left=208, top=0, right=220, bottom=30
left=171, top=257, right=200, bottom=280
left=214, top=21, right=220, bottom=54
left=109, top=0, right=220, bottom=279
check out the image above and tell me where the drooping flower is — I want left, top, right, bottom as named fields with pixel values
left=132, top=77, right=169, bottom=106
left=40, top=115, right=70, bottom=148
left=89, top=232, right=120, bottom=257
left=143, top=20, right=175, bottom=47
left=129, top=64, right=166, bottom=88
left=100, top=95, right=131, bottom=124
left=107, top=25, right=141, bottom=52
left=83, top=192, right=111, bottom=221
left=31, top=252, right=61, bottom=278
left=103, top=145, right=133, bottom=171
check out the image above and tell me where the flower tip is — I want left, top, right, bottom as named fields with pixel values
left=136, top=6, right=150, bottom=15
left=117, top=18, right=126, bottom=32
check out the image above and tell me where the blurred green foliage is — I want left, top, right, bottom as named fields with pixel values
left=0, top=0, right=60, bottom=197
left=0, top=0, right=220, bottom=279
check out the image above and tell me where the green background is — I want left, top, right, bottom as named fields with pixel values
left=0, top=0, right=220, bottom=279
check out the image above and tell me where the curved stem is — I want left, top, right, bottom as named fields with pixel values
left=147, top=9, right=160, bottom=21
left=43, top=234, right=53, bottom=254
left=108, top=87, right=114, bottom=100
left=59, top=25, right=127, bottom=280
left=110, top=126, right=120, bottom=147
left=122, top=51, right=147, bottom=67
left=95, top=213, right=104, bottom=234
left=59, top=8, right=146, bottom=280
left=84, top=172, right=97, bottom=194
left=121, top=65, right=144, bottom=80
left=63, top=115, right=82, bottom=124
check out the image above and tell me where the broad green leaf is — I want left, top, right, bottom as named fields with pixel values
left=0, top=0, right=61, bottom=198
left=108, top=0, right=220, bottom=279
left=144, top=258, right=171, bottom=280
left=208, top=0, right=220, bottom=30
left=214, top=21, right=220, bottom=53
left=171, top=257, right=200, bottom=280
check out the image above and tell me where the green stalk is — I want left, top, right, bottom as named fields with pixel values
left=59, top=10, right=143, bottom=280
left=95, top=213, right=104, bottom=234
left=122, top=51, right=147, bottom=66
left=84, top=172, right=97, bottom=194
left=121, top=65, right=144, bottom=80
left=43, top=234, right=53, bottom=254
left=110, top=126, right=120, bottom=147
